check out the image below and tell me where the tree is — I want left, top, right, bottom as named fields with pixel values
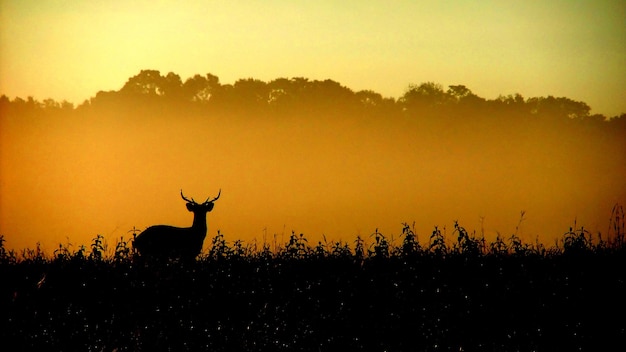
left=160, top=72, right=184, bottom=99
left=495, top=93, right=525, bottom=107
left=447, top=85, right=485, bottom=110
left=265, top=77, right=358, bottom=114
left=526, top=96, right=590, bottom=120
left=608, top=113, right=626, bottom=130
left=182, top=73, right=220, bottom=102
left=120, top=69, right=165, bottom=95
left=399, top=82, right=450, bottom=112
left=447, top=85, right=473, bottom=101
left=355, top=90, right=397, bottom=116
left=356, top=90, right=385, bottom=107
left=118, top=70, right=187, bottom=102
left=233, top=78, right=269, bottom=106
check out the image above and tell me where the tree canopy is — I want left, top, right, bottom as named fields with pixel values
left=1, top=69, right=624, bottom=129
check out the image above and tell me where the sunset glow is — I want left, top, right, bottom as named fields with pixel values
left=1, top=1, right=625, bottom=252
left=2, top=1, right=625, bottom=116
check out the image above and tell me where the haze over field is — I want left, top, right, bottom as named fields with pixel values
left=1, top=71, right=625, bottom=252
left=1, top=1, right=625, bottom=252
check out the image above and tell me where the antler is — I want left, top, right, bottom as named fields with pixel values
left=203, top=189, right=221, bottom=204
left=180, top=189, right=197, bottom=204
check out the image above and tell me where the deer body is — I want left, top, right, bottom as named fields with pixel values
left=134, top=190, right=220, bottom=261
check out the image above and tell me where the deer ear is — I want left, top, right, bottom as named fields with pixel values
left=206, top=202, right=215, bottom=211
left=186, top=203, right=194, bottom=212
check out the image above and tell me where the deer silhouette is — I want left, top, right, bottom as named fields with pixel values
left=133, top=189, right=221, bottom=261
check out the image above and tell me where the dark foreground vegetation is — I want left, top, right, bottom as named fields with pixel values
left=2, top=207, right=625, bottom=351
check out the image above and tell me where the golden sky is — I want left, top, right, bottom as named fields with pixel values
left=1, top=1, right=625, bottom=253
left=1, top=0, right=625, bottom=116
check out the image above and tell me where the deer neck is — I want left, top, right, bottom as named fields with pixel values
left=191, top=212, right=208, bottom=234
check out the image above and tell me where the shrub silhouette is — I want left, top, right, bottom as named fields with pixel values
left=3, top=218, right=624, bottom=350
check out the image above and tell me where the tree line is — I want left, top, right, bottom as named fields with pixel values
left=2, top=69, right=625, bottom=129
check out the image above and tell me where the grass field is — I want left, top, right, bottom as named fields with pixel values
left=2, top=213, right=625, bottom=351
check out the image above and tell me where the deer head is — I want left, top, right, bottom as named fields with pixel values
left=133, top=189, right=221, bottom=261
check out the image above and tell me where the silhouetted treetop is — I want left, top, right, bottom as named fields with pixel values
left=525, top=96, right=591, bottom=120
left=121, top=69, right=169, bottom=96
left=182, top=73, right=220, bottom=102
left=1, top=69, right=624, bottom=128
left=400, top=82, right=449, bottom=110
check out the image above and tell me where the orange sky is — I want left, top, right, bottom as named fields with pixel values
left=1, top=1, right=625, bottom=253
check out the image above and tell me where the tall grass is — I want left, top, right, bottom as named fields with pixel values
left=1, top=210, right=624, bottom=263
left=1, top=208, right=625, bottom=351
